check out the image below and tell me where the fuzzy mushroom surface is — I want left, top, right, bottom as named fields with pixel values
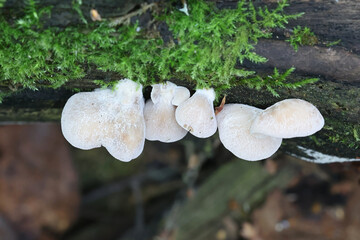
left=175, top=88, right=217, bottom=138
left=144, top=81, right=189, bottom=142
left=216, top=104, right=282, bottom=161
left=250, top=99, right=324, bottom=139
left=61, top=79, right=145, bottom=162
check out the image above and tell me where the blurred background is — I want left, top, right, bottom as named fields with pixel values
left=0, top=123, right=360, bottom=240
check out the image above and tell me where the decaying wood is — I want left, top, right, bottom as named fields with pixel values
left=250, top=40, right=360, bottom=84
left=0, top=0, right=359, bottom=159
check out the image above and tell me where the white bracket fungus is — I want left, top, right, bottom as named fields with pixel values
left=216, top=104, right=282, bottom=161
left=171, top=85, right=191, bottom=106
left=175, top=88, right=217, bottom=138
left=62, top=80, right=325, bottom=164
left=144, top=81, right=190, bottom=142
left=251, top=99, right=324, bottom=139
left=61, top=79, right=145, bottom=162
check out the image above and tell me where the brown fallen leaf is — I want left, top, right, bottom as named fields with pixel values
left=90, top=9, right=102, bottom=21
left=215, top=96, right=226, bottom=115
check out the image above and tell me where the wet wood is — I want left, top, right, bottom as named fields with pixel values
left=250, top=40, right=360, bottom=84
left=0, top=0, right=359, bottom=159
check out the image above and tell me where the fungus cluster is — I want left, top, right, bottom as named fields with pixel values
left=175, top=89, right=217, bottom=138
left=61, top=79, right=324, bottom=162
left=216, top=104, right=282, bottom=161
left=144, top=81, right=190, bottom=143
left=216, top=99, right=324, bottom=161
left=250, top=99, right=325, bottom=138
left=61, top=79, right=145, bottom=162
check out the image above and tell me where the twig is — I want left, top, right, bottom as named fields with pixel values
left=82, top=174, right=146, bottom=204
left=109, top=3, right=157, bottom=27
left=82, top=166, right=178, bottom=204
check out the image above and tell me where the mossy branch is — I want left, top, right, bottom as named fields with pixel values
left=0, top=0, right=316, bottom=102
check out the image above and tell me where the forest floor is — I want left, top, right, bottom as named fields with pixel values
left=0, top=124, right=359, bottom=240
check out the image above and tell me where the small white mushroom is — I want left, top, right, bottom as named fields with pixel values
left=144, top=81, right=189, bottom=142
left=251, top=99, right=324, bottom=138
left=216, top=104, right=282, bottom=161
left=175, top=88, right=217, bottom=138
left=61, top=91, right=104, bottom=150
left=172, top=86, right=191, bottom=106
left=61, top=79, right=145, bottom=162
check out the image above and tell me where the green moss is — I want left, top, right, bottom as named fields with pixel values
left=325, top=39, right=341, bottom=47
left=240, top=67, right=318, bottom=97
left=323, top=119, right=360, bottom=149
left=0, top=0, right=85, bottom=90
left=286, top=26, right=318, bottom=51
left=301, top=118, right=360, bottom=152
left=0, top=0, right=316, bottom=100
left=72, top=0, right=88, bottom=25
left=281, top=118, right=360, bottom=159
left=0, top=107, right=62, bottom=121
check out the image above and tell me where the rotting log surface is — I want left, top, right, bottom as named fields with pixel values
left=0, top=0, right=359, bottom=158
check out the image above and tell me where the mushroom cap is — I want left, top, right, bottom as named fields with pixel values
left=172, top=86, right=191, bottom=106
left=61, top=79, right=145, bottom=162
left=144, top=81, right=188, bottom=142
left=216, top=104, right=282, bottom=161
left=250, top=99, right=324, bottom=138
left=150, top=81, right=190, bottom=106
left=144, top=100, right=187, bottom=142
left=113, top=78, right=144, bottom=106
left=150, top=81, right=177, bottom=104
left=61, top=92, right=104, bottom=150
left=175, top=88, right=217, bottom=138
left=102, top=107, right=145, bottom=162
